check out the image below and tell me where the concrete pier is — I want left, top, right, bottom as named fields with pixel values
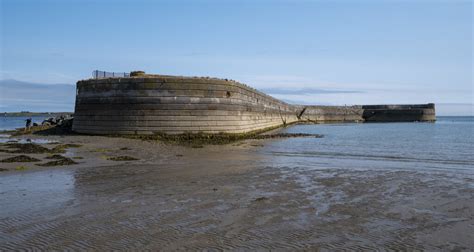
left=362, top=104, right=436, bottom=122
left=72, top=74, right=435, bottom=135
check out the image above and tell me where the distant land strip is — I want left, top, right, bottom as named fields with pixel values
left=2, top=112, right=73, bottom=117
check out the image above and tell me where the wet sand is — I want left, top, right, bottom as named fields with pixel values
left=1, top=135, right=473, bottom=250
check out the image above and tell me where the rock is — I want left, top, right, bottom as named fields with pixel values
left=254, top=197, right=269, bottom=202
left=42, top=117, right=55, bottom=125
left=41, top=115, right=73, bottom=128
left=5, top=143, right=51, bottom=154
left=58, top=118, right=73, bottom=128
left=0, top=155, right=41, bottom=163
left=107, top=156, right=139, bottom=161
left=37, top=155, right=77, bottom=166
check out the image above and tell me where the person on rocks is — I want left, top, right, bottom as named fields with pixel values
left=25, top=118, right=32, bottom=132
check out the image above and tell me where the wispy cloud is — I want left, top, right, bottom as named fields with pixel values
left=0, top=79, right=75, bottom=112
left=237, top=75, right=315, bottom=89
left=261, top=87, right=363, bottom=95
left=0, top=70, right=77, bottom=84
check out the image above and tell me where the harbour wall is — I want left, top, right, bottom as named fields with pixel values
left=73, top=76, right=301, bottom=134
left=362, top=104, right=436, bottom=122
left=299, top=105, right=364, bottom=123
left=73, top=75, right=435, bottom=135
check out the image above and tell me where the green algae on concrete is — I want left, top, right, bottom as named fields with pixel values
left=107, top=122, right=323, bottom=146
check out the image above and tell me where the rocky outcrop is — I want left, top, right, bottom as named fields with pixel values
left=42, top=114, right=74, bottom=128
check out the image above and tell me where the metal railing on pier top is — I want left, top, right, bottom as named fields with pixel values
left=92, top=70, right=130, bottom=79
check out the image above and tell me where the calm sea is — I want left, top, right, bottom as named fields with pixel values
left=265, top=116, right=474, bottom=173
left=0, top=116, right=51, bottom=131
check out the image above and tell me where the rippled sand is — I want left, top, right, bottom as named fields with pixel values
left=1, top=135, right=473, bottom=250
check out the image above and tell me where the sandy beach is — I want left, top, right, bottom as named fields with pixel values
left=0, top=133, right=473, bottom=250
left=2, top=0, right=472, bottom=250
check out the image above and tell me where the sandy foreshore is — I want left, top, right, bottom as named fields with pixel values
left=0, top=134, right=473, bottom=250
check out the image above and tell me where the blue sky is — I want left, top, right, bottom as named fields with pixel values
left=1, top=0, right=472, bottom=115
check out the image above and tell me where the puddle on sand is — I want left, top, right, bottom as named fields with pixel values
left=0, top=169, right=75, bottom=217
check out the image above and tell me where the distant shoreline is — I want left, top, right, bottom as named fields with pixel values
left=2, top=112, right=73, bottom=117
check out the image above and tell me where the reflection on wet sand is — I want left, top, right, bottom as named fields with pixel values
left=0, top=170, right=75, bottom=217
left=0, top=134, right=473, bottom=250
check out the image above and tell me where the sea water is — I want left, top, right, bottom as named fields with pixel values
left=0, top=116, right=50, bottom=131
left=265, top=116, right=474, bottom=173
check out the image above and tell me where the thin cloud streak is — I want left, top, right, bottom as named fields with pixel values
left=261, top=87, right=363, bottom=95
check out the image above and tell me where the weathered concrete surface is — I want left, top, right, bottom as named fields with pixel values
left=362, top=104, right=436, bottom=122
left=73, top=76, right=300, bottom=134
left=299, top=105, right=364, bottom=123
left=73, top=74, right=436, bottom=135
